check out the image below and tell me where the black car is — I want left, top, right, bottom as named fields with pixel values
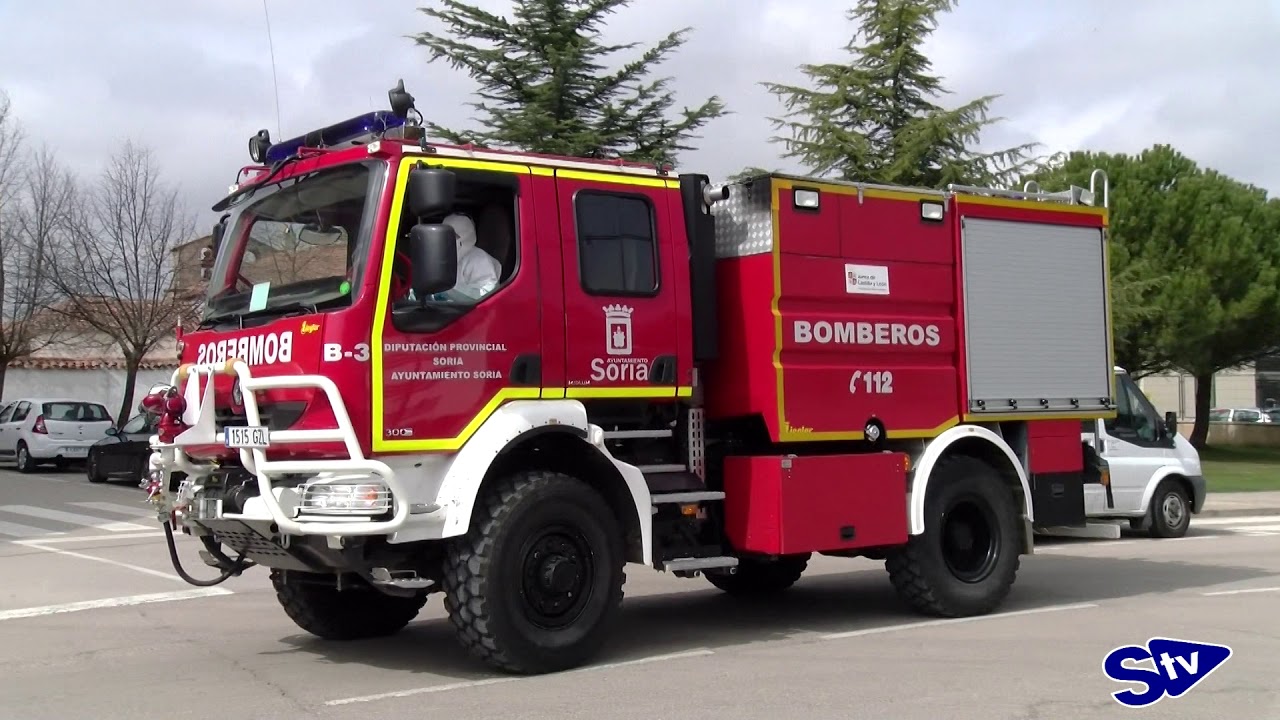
left=87, top=412, right=159, bottom=484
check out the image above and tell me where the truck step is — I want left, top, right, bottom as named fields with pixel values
left=637, top=463, right=688, bottom=474
left=651, top=491, right=725, bottom=504
left=603, top=429, right=674, bottom=440
left=368, top=567, right=436, bottom=590
left=662, top=556, right=739, bottom=573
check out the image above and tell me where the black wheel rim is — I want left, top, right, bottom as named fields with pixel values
left=940, top=494, right=1000, bottom=583
left=518, top=523, right=595, bottom=629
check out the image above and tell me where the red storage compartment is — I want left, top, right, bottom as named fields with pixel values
left=722, top=452, right=909, bottom=555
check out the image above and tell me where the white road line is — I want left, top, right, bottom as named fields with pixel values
left=324, top=648, right=716, bottom=706
left=0, top=505, right=150, bottom=532
left=1190, top=515, right=1280, bottom=526
left=0, top=587, right=232, bottom=622
left=820, top=602, right=1099, bottom=640
left=30, top=531, right=162, bottom=544
left=0, top=519, right=66, bottom=539
left=1202, top=586, right=1280, bottom=596
left=16, top=539, right=185, bottom=582
left=69, top=501, right=153, bottom=518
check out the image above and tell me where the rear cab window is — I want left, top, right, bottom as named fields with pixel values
left=42, top=402, right=112, bottom=422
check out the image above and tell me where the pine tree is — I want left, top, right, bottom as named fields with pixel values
left=408, top=0, right=727, bottom=166
left=761, top=0, right=1035, bottom=188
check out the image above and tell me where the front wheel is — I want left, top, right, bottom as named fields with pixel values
left=442, top=470, right=626, bottom=675
left=87, top=454, right=107, bottom=483
left=885, top=454, right=1021, bottom=618
left=1148, top=479, right=1191, bottom=538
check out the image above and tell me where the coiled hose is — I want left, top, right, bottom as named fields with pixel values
left=162, top=519, right=254, bottom=587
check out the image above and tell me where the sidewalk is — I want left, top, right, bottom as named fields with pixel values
left=1199, top=491, right=1280, bottom=518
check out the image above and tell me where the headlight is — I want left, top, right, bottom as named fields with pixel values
left=299, top=481, right=392, bottom=515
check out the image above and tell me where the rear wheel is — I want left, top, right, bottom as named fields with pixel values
left=15, top=443, right=37, bottom=473
left=442, top=470, right=626, bottom=675
left=1147, top=479, right=1191, bottom=538
left=270, top=570, right=429, bottom=640
left=885, top=454, right=1021, bottom=617
left=705, top=554, right=810, bottom=596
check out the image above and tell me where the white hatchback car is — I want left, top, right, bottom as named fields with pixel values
left=0, top=398, right=116, bottom=472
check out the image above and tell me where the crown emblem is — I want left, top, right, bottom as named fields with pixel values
left=603, top=304, right=633, bottom=318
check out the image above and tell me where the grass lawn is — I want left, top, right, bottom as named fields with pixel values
left=1199, top=446, right=1280, bottom=492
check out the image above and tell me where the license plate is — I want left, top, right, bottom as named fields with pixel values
left=224, top=425, right=270, bottom=449
left=61, top=447, right=87, bottom=457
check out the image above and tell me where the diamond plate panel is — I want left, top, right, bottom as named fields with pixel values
left=712, top=179, right=775, bottom=258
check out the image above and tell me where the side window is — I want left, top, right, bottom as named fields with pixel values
left=0, top=404, right=14, bottom=424
left=575, top=192, right=658, bottom=296
left=1107, top=377, right=1158, bottom=442
left=11, top=401, right=31, bottom=423
left=388, top=170, right=519, bottom=306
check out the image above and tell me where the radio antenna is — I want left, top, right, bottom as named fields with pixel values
left=262, top=0, right=283, bottom=139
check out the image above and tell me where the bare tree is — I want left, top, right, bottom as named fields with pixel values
left=0, top=91, right=75, bottom=397
left=45, top=140, right=197, bottom=425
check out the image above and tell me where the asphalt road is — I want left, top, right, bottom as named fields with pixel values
left=1, top=466, right=1278, bottom=720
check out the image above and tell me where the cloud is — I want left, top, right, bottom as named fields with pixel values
left=1, top=0, right=1275, bottom=231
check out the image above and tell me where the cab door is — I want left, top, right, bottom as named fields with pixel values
left=553, top=173, right=685, bottom=399
left=1091, top=373, right=1178, bottom=514
left=373, top=160, right=544, bottom=453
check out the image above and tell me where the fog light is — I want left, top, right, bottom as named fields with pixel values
left=299, top=481, right=393, bottom=515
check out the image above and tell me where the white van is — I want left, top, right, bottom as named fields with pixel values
left=1079, top=367, right=1207, bottom=538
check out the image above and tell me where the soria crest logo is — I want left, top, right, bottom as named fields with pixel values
left=604, top=304, right=633, bottom=356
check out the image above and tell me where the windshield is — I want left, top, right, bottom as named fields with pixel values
left=202, top=160, right=385, bottom=323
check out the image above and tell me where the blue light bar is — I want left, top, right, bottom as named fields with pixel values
left=264, top=111, right=407, bottom=164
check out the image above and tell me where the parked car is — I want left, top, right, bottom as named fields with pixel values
left=1207, top=407, right=1271, bottom=423
left=0, top=398, right=116, bottom=472
left=1081, top=368, right=1206, bottom=538
left=87, top=411, right=159, bottom=484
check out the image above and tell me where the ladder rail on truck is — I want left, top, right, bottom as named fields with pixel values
left=142, top=80, right=1117, bottom=675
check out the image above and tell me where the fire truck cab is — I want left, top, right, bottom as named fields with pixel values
left=144, top=81, right=1116, bottom=675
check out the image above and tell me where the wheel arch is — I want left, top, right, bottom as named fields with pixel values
left=434, top=399, right=651, bottom=565
left=1139, top=467, right=1196, bottom=516
left=910, top=425, right=1033, bottom=543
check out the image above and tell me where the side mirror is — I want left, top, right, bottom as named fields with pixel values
left=104, top=426, right=119, bottom=437
left=1164, top=411, right=1178, bottom=437
left=211, top=214, right=227, bottom=255
left=409, top=223, right=458, bottom=299
left=406, top=166, right=457, bottom=218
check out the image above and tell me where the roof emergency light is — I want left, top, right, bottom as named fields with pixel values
left=260, top=111, right=408, bottom=164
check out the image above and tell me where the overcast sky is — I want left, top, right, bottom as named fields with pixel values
left=2, top=0, right=1277, bottom=231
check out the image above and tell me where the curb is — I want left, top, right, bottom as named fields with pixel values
left=1197, top=507, right=1280, bottom=519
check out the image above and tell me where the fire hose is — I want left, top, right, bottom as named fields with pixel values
left=162, top=519, right=254, bottom=587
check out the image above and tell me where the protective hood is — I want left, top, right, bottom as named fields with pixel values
left=444, top=213, right=477, bottom=253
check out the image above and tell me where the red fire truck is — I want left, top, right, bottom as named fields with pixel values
left=143, top=80, right=1116, bottom=675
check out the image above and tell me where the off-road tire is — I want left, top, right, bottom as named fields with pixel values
left=270, top=569, right=428, bottom=640
left=441, top=470, right=626, bottom=675
left=1147, top=478, right=1191, bottom=539
left=705, top=554, right=810, bottom=595
left=885, top=454, right=1020, bottom=618
left=15, top=443, right=37, bottom=473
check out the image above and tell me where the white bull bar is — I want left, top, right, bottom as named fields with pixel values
left=151, top=359, right=409, bottom=536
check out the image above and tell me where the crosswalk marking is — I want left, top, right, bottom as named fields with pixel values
left=0, top=519, right=65, bottom=539
left=68, top=501, right=153, bottom=518
left=0, top=505, right=151, bottom=533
